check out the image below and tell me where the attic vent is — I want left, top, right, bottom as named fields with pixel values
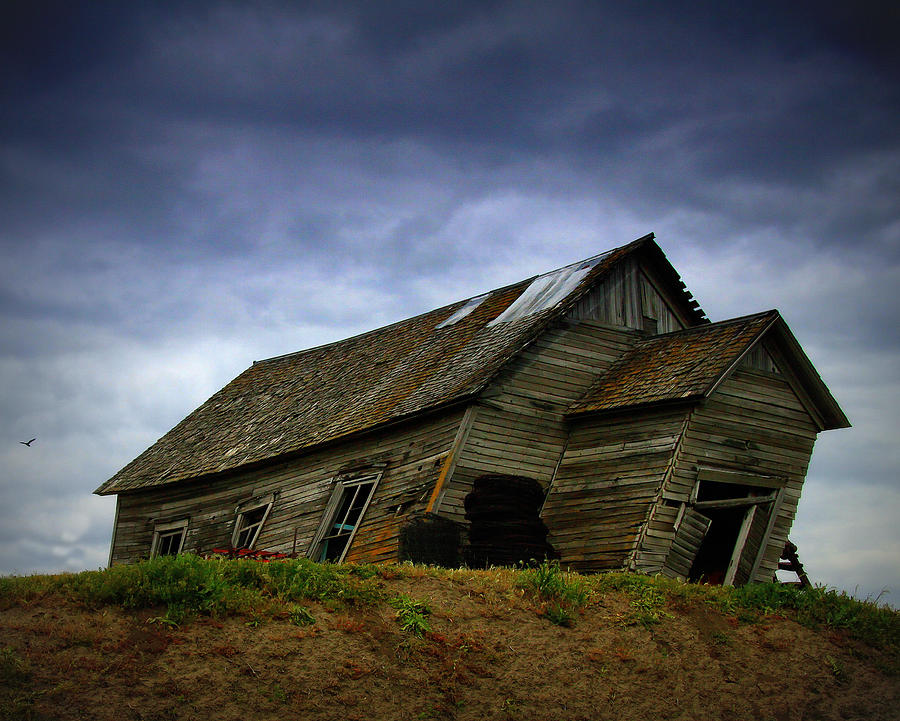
left=436, top=293, right=489, bottom=328
left=487, top=251, right=611, bottom=326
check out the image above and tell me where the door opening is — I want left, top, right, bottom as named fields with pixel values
left=687, top=506, right=746, bottom=584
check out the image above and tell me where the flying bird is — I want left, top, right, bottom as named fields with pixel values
left=19, top=438, right=36, bottom=447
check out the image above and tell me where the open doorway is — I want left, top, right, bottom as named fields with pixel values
left=688, top=506, right=747, bottom=584
left=666, top=470, right=782, bottom=586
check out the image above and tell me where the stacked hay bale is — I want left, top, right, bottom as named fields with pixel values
left=464, top=474, right=557, bottom=568
left=399, top=513, right=463, bottom=567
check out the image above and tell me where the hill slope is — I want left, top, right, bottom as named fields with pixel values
left=1, top=558, right=897, bottom=721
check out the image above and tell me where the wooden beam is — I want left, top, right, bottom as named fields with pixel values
left=693, top=494, right=776, bottom=511
left=426, top=405, right=477, bottom=514
left=696, top=466, right=784, bottom=489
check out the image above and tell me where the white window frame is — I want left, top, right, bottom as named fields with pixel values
left=151, top=519, right=188, bottom=557
left=231, top=495, right=275, bottom=550
left=308, top=470, right=383, bottom=563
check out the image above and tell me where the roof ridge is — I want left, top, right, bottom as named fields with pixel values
left=96, top=232, right=691, bottom=495
left=568, top=309, right=781, bottom=417
left=253, top=278, right=532, bottom=366
left=634, top=309, right=779, bottom=343
left=254, top=235, right=658, bottom=366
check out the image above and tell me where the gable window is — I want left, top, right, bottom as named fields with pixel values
left=232, top=495, right=274, bottom=550
left=309, top=471, right=383, bottom=563
left=151, top=519, right=188, bottom=557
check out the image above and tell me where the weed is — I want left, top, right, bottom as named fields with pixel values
left=270, top=683, right=288, bottom=704
left=390, top=594, right=432, bottom=637
left=347, top=564, right=379, bottom=580
left=147, top=614, right=180, bottom=629
left=288, top=605, right=315, bottom=626
left=544, top=604, right=573, bottom=627
left=710, top=630, right=731, bottom=646
left=1, top=560, right=897, bottom=653
left=0, top=648, right=30, bottom=684
left=0, top=555, right=388, bottom=624
left=826, top=655, right=846, bottom=683
left=732, top=582, right=900, bottom=650
left=624, top=584, right=671, bottom=628
left=245, top=614, right=263, bottom=629
left=0, top=647, right=33, bottom=721
left=518, top=561, right=587, bottom=608
left=518, top=560, right=587, bottom=627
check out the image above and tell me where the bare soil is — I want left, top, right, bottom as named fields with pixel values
left=2, top=574, right=897, bottom=721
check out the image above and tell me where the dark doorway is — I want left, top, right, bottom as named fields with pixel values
left=688, top=506, right=746, bottom=584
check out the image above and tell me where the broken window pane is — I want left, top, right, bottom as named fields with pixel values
left=317, top=480, right=377, bottom=562
left=152, top=520, right=187, bottom=557
left=232, top=502, right=272, bottom=550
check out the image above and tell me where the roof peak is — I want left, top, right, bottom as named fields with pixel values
left=97, top=232, right=709, bottom=496
left=255, top=233, right=659, bottom=366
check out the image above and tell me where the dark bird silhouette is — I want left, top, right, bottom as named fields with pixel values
left=19, top=438, right=35, bottom=447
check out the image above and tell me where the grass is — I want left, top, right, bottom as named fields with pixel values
left=390, top=594, right=432, bottom=637
left=0, top=556, right=897, bottom=653
left=517, top=560, right=588, bottom=625
left=0, top=554, right=384, bottom=624
left=289, top=605, right=316, bottom=626
left=578, top=570, right=899, bottom=651
left=0, top=647, right=34, bottom=721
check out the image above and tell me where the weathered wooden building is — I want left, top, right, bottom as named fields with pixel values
left=96, top=234, right=848, bottom=585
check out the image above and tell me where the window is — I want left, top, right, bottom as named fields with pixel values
left=309, top=471, right=382, bottom=563
left=151, top=519, right=188, bottom=557
left=232, top=496, right=274, bottom=549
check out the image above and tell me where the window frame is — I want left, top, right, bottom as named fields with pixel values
left=231, top=495, right=275, bottom=550
left=308, top=469, right=384, bottom=563
left=673, top=467, right=786, bottom=586
left=151, top=518, right=188, bottom=558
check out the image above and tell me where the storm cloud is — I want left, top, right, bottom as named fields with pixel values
left=1, top=1, right=897, bottom=602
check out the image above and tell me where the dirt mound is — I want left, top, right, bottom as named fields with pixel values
left=1, top=571, right=897, bottom=721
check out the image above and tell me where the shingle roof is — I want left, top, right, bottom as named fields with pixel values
left=567, top=311, right=779, bottom=416
left=98, top=235, right=687, bottom=495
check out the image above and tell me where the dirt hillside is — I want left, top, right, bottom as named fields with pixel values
left=1, top=566, right=897, bottom=721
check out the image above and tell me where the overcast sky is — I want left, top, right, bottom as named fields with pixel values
left=1, top=1, right=897, bottom=603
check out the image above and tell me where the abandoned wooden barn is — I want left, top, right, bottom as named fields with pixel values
left=96, top=234, right=849, bottom=585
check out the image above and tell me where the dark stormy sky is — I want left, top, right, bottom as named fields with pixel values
left=1, top=1, right=897, bottom=601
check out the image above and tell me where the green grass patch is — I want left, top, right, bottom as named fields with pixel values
left=389, top=594, right=432, bottom=637
left=0, top=555, right=385, bottom=624
left=517, top=560, right=588, bottom=626
left=1, top=559, right=897, bottom=654
left=517, top=561, right=587, bottom=607
left=587, top=571, right=899, bottom=652
left=289, top=605, right=316, bottom=626
left=730, top=582, right=899, bottom=651
left=544, top=604, right=573, bottom=627
left=0, top=647, right=34, bottom=721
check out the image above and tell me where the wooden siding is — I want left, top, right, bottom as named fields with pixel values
left=110, top=410, right=465, bottom=565
left=739, top=340, right=781, bottom=374
left=436, top=321, right=637, bottom=526
left=666, top=507, right=711, bottom=578
left=656, top=368, right=818, bottom=582
left=568, top=257, right=687, bottom=334
left=638, top=272, right=685, bottom=334
left=542, top=407, right=689, bottom=573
